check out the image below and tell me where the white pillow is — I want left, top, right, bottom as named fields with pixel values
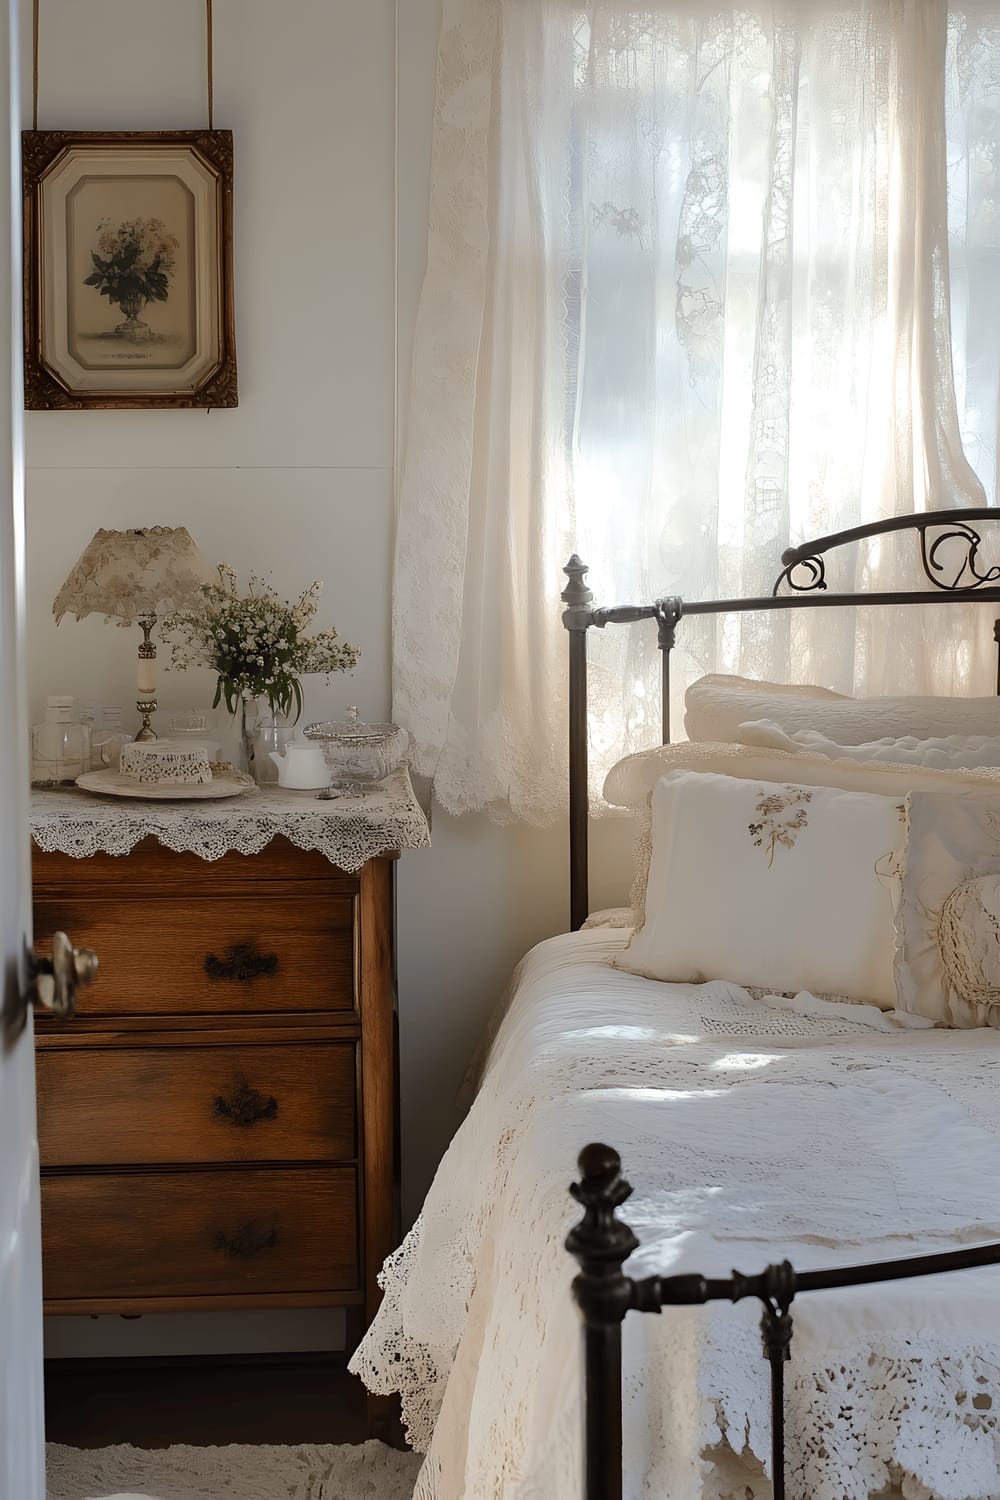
left=685, top=672, right=1000, bottom=746
left=602, top=737, right=1000, bottom=811
left=615, top=770, right=903, bottom=1007
left=895, top=790, right=1000, bottom=1029
left=737, top=719, right=1000, bottom=770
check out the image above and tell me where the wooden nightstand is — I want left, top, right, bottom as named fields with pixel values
left=29, top=777, right=429, bottom=1429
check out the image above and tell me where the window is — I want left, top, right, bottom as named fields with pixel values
left=395, top=2, right=1000, bottom=820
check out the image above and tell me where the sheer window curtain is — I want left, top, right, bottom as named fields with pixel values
left=393, top=0, right=1000, bottom=824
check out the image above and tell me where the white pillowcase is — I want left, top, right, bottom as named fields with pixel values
left=602, top=737, right=1000, bottom=812
left=615, top=770, right=903, bottom=1007
left=736, top=719, right=1000, bottom=770
left=685, top=673, right=1000, bottom=747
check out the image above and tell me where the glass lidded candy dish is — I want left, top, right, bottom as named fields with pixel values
left=303, top=707, right=409, bottom=797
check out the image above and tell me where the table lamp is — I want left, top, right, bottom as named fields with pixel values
left=53, top=526, right=211, bottom=740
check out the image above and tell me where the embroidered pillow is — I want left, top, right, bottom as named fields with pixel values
left=615, top=770, right=904, bottom=1007
left=895, top=791, right=1000, bottom=1028
left=684, top=673, right=1000, bottom=746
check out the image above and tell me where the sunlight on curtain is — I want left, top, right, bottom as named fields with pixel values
left=393, top=0, right=1000, bottom=822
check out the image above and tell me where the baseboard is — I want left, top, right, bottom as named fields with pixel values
left=44, top=1348, right=351, bottom=1374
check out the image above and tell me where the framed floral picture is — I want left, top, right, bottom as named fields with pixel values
left=22, top=130, right=237, bottom=409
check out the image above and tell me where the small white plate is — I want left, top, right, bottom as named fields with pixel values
left=76, top=765, right=255, bottom=800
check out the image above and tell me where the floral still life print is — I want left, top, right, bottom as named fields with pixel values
left=83, top=216, right=180, bottom=344
left=748, top=786, right=813, bottom=867
left=23, top=130, right=237, bottom=408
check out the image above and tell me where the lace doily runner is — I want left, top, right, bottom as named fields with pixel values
left=30, top=768, right=430, bottom=871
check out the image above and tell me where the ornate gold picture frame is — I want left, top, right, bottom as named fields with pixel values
left=22, top=129, right=237, bottom=410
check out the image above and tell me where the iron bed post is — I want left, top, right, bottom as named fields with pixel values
left=562, top=556, right=594, bottom=931
left=566, top=1144, right=639, bottom=1500
left=655, top=598, right=682, bottom=745
left=994, top=618, right=1000, bottom=695
left=756, top=1264, right=796, bottom=1500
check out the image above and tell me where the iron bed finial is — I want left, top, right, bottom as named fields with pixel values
left=562, top=554, right=594, bottom=624
left=566, top=1144, right=639, bottom=1328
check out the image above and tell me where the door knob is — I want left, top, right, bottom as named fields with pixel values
left=32, top=931, right=98, bottom=1019
left=4, top=932, right=98, bottom=1041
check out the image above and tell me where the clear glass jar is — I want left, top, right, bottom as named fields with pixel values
left=31, top=720, right=91, bottom=783
left=303, top=707, right=409, bottom=791
left=251, top=718, right=296, bottom=785
left=90, top=730, right=134, bottom=770
left=90, top=705, right=134, bottom=770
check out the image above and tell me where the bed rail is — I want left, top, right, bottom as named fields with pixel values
left=562, top=507, right=1000, bottom=931
left=567, top=1143, right=1000, bottom=1500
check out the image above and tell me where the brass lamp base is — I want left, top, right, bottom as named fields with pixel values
left=135, top=699, right=157, bottom=740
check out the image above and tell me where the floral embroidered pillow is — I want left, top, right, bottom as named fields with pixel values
left=615, top=769, right=904, bottom=1007
left=895, top=791, right=1000, bottom=1028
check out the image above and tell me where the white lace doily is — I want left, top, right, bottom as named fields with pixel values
left=30, top=768, right=431, bottom=871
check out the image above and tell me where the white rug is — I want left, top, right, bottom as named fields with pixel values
left=46, top=1440, right=423, bottom=1499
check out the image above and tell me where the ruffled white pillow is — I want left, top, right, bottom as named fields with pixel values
left=602, top=737, right=1000, bottom=812
left=685, top=673, right=1000, bottom=747
left=737, top=719, right=1000, bottom=770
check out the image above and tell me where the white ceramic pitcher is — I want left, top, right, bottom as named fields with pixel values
left=268, top=737, right=330, bottom=789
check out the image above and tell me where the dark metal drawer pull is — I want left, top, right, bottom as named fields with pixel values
left=203, top=944, right=279, bottom=984
left=214, top=1076, right=278, bottom=1127
left=214, top=1223, right=278, bottom=1259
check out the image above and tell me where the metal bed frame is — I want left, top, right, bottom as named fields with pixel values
left=561, top=506, right=1000, bottom=931
left=567, top=1144, right=1000, bottom=1500
left=560, top=507, right=1000, bottom=1497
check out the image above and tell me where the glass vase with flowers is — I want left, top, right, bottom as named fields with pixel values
left=163, top=565, right=360, bottom=779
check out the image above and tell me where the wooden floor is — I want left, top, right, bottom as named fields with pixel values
left=44, top=1354, right=372, bottom=1449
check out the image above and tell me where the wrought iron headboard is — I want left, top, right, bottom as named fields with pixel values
left=562, top=506, right=1000, bottom=931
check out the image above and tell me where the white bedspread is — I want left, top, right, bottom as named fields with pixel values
left=351, top=930, right=1000, bottom=1500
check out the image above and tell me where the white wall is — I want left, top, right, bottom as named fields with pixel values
left=28, top=0, right=634, bottom=1354
left=26, top=0, right=395, bottom=736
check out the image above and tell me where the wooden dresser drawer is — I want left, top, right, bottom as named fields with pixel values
left=30, top=834, right=400, bottom=1369
left=41, top=1167, right=359, bottom=1302
left=32, top=894, right=356, bottom=1017
left=36, top=1041, right=357, bottom=1167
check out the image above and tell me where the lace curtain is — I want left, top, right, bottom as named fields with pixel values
left=393, top=0, right=1000, bottom=823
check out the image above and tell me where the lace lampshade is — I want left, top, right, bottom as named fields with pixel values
left=53, top=526, right=211, bottom=741
left=53, top=526, right=210, bottom=625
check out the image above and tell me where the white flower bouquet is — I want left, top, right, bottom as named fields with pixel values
left=163, top=564, right=360, bottom=722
